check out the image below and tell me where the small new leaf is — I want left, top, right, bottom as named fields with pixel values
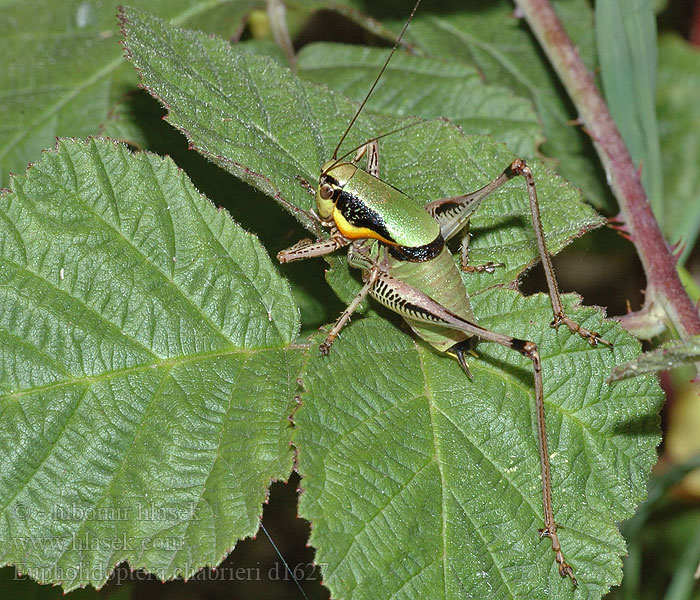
left=609, top=335, right=700, bottom=381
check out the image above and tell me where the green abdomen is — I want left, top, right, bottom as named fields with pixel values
left=379, top=248, right=475, bottom=353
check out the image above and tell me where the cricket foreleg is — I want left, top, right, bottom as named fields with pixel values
left=295, top=174, right=317, bottom=197
left=368, top=273, right=577, bottom=583
left=277, top=230, right=351, bottom=263
left=319, top=265, right=380, bottom=354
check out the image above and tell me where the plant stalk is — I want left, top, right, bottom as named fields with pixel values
left=513, top=0, right=700, bottom=342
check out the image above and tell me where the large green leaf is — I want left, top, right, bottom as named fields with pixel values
left=0, top=138, right=302, bottom=591
left=298, top=292, right=661, bottom=599
left=120, top=6, right=604, bottom=300
left=0, top=0, right=263, bottom=187
left=297, top=43, right=543, bottom=158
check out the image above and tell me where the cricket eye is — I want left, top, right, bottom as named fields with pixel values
left=319, top=183, right=334, bottom=200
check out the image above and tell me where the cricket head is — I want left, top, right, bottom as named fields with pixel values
left=316, top=160, right=357, bottom=221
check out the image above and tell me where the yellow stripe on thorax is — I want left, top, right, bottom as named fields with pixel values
left=333, top=207, right=394, bottom=244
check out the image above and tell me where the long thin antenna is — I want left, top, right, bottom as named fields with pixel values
left=328, top=118, right=423, bottom=170
left=259, top=519, right=311, bottom=600
left=332, top=0, right=423, bottom=159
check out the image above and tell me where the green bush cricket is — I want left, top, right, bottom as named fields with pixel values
left=278, top=0, right=611, bottom=585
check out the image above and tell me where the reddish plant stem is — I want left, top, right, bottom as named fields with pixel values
left=692, top=0, right=700, bottom=46
left=514, top=0, right=700, bottom=341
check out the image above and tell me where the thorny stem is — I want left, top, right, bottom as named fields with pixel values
left=513, top=0, right=700, bottom=345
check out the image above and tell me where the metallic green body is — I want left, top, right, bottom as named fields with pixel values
left=326, top=161, right=441, bottom=247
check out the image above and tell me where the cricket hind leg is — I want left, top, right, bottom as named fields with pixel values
left=366, top=272, right=577, bottom=583
left=427, top=158, right=610, bottom=348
